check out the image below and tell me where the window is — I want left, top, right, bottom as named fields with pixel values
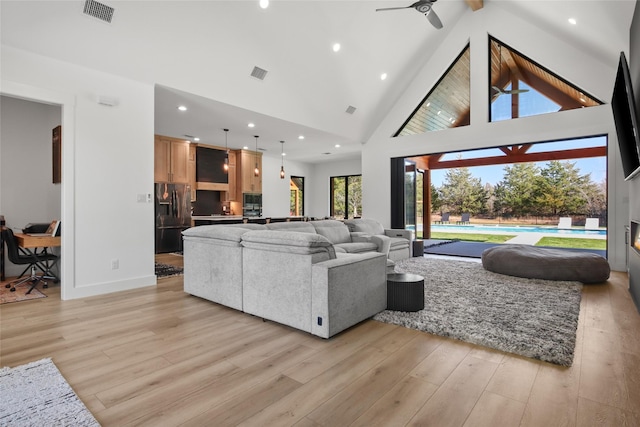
left=395, top=44, right=471, bottom=136
left=330, top=175, right=362, bottom=219
left=290, top=176, right=304, bottom=216
left=489, top=37, right=602, bottom=122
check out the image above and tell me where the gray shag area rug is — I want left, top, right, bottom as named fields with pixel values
left=374, top=257, right=583, bottom=366
left=155, top=262, right=184, bottom=278
left=0, top=358, right=100, bottom=426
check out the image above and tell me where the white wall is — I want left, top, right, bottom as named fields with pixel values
left=1, top=46, right=156, bottom=299
left=0, top=95, right=62, bottom=276
left=261, top=154, right=314, bottom=217
left=362, top=5, right=629, bottom=271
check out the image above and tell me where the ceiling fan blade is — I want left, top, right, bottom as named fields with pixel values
left=376, top=6, right=412, bottom=11
left=510, top=89, right=530, bottom=94
left=491, top=86, right=504, bottom=94
left=425, top=8, right=443, bottom=29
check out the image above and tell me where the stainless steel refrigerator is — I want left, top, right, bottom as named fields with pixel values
left=155, top=183, right=191, bottom=253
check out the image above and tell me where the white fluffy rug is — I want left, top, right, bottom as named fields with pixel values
left=0, top=358, right=100, bottom=426
left=374, top=257, right=583, bottom=366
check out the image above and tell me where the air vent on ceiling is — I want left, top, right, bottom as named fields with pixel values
left=250, top=66, right=268, bottom=81
left=322, top=152, right=332, bottom=155
left=83, top=0, right=114, bottom=23
left=345, top=105, right=357, bottom=114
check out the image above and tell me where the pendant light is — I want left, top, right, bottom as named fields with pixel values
left=279, top=140, right=285, bottom=179
left=253, top=135, right=260, bottom=177
left=223, top=128, right=229, bottom=173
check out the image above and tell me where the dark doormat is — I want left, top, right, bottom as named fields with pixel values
left=155, top=262, right=183, bottom=278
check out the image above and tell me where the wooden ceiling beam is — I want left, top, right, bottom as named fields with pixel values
left=424, top=146, right=606, bottom=170
left=464, top=0, right=483, bottom=11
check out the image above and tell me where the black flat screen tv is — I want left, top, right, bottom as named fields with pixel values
left=611, top=51, right=640, bottom=181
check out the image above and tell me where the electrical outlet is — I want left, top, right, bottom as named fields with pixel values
left=137, top=193, right=146, bottom=203
left=111, top=259, right=119, bottom=270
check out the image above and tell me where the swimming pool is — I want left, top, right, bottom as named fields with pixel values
left=427, top=224, right=607, bottom=236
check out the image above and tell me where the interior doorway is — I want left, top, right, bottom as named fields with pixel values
left=1, top=82, right=76, bottom=299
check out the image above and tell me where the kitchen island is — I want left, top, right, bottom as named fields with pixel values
left=191, top=216, right=307, bottom=226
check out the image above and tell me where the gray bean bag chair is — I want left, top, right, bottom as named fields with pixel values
left=481, top=244, right=610, bottom=284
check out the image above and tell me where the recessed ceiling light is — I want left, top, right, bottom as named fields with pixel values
left=259, top=0, right=269, bottom=9
left=248, top=123, right=255, bottom=128
left=243, top=146, right=249, bottom=150
left=298, top=135, right=305, bottom=140
left=437, top=110, right=441, bottom=115
left=426, top=102, right=431, bottom=107
left=380, top=73, right=388, bottom=81
left=281, top=152, right=286, bottom=156
left=568, top=18, right=577, bottom=25
left=335, top=144, right=341, bottom=148
left=177, top=105, right=187, bottom=111
left=332, top=43, right=341, bottom=52
left=194, top=137, right=200, bottom=141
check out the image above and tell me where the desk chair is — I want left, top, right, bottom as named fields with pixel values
left=2, top=228, right=58, bottom=294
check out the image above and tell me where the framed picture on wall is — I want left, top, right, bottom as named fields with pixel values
left=52, top=125, right=61, bottom=183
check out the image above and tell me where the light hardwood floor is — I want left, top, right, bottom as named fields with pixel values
left=1, top=254, right=639, bottom=426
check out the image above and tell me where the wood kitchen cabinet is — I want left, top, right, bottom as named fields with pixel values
left=154, top=135, right=190, bottom=184
left=236, top=149, right=262, bottom=197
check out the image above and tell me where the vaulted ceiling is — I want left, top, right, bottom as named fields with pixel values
left=1, top=0, right=636, bottom=162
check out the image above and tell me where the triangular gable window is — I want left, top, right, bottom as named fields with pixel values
left=395, top=44, right=471, bottom=137
left=490, top=37, right=602, bottom=122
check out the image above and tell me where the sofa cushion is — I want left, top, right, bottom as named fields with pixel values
left=344, top=218, right=385, bottom=235
left=182, top=225, right=253, bottom=245
left=265, top=222, right=316, bottom=233
left=311, top=220, right=352, bottom=244
left=242, top=230, right=336, bottom=261
left=335, top=241, right=379, bottom=254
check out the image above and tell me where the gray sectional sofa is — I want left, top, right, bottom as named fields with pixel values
left=182, top=220, right=389, bottom=338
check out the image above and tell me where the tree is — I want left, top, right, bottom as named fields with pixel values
left=439, top=167, right=487, bottom=215
left=536, top=161, right=589, bottom=215
left=495, top=163, right=541, bottom=217
left=430, top=183, right=442, bottom=213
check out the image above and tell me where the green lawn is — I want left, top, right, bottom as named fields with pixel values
left=429, top=232, right=607, bottom=250
left=536, top=237, right=607, bottom=250
left=429, top=232, right=515, bottom=243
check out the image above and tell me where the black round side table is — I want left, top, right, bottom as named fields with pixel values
left=386, top=273, right=424, bottom=312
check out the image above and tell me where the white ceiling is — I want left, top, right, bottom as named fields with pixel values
left=1, top=0, right=636, bottom=162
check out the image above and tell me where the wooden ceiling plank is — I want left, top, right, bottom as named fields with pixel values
left=464, top=0, right=483, bottom=11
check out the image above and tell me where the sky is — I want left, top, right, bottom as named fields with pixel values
left=429, top=136, right=608, bottom=188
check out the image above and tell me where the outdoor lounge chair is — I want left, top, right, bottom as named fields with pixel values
left=457, top=213, right=470, bottom=224
left=585, top=218, right=600, bottom=230
left=558, top=217, right=572, bottom=229
left=435, top=213, right=450, bottom=224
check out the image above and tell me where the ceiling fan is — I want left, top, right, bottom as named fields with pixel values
left=376, top=1, right=443, bottom=30
left=492, top=45, right=529, bottom=97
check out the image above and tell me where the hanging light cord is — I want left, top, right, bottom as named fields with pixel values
left=254, top=136, right=260, bottom=177
left=223, top=129, right=229, bottom=172
left=280, top=140, right=285, bottom=179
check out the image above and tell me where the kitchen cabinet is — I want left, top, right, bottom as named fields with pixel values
left=154, top=135, right=190, bottom=184
left=237, top=149, right=262, bottom=197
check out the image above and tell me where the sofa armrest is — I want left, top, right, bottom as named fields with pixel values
left=311, top=252, right=387, bottom=338
left=384, top=229, right=412, bottom=241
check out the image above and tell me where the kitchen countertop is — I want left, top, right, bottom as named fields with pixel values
left=191, top=215, right=245, bottom=221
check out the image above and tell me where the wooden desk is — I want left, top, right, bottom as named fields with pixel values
left=14, top=233, right=61, bottom=284
left=15, top=233, right=61, bottom=249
